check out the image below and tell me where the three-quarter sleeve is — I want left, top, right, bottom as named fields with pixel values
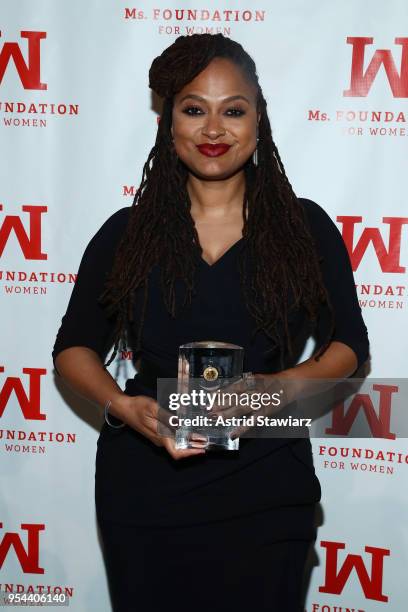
left=300, top=198, right=370, bottom=372
left=52, top=206, right=131, bottom=371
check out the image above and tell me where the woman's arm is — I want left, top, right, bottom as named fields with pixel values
left=53, top=209, right=205, bottom=458
left=262, top=198, right=370, bottom=404
left=212, top=199, right=370, bottom=426
left=56, top=346, right=205, bottom=457
left=55, top=347, right=126, bottom=418
left=52, top=208, right=132, bottom=371
left=53, top=208, right=135, bottom=419
left=264, top=340, right=359, bottom=406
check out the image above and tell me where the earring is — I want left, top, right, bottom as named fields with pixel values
left=170, top=137, right=177, bottom=156
left=252, top=137, right=259, bottom=167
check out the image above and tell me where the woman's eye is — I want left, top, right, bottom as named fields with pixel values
left=225, top=108, right=246, bottom=117
left=182, top=106, right=204, bottom=116
left=181, top=106, right=246, bottom=117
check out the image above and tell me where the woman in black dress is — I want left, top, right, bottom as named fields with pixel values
left=53, top=34, right=369, bottom=612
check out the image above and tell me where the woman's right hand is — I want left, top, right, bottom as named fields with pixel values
left=54, top=347, right=206, bottom=460
left=112, top=394, right=207, bottom=460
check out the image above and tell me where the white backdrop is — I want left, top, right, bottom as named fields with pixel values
left=1, top=1, right=407, bottom=610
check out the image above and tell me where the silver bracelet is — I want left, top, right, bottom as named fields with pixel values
left=104, top=400, right=126, bottom=428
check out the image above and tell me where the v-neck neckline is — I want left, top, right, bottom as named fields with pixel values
left=199, top=237, right=244, bottom=268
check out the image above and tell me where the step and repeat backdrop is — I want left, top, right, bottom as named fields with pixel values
left=1, top=1, right=407, bottom=610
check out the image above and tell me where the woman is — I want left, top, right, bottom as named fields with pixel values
left=53, top=34, right=369, bottom=611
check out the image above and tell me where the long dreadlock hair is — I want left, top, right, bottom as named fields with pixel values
left=99, top=33, right=335, bottom=369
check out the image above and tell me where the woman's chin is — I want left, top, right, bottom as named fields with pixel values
left=186, top=162, right=245, bottom=182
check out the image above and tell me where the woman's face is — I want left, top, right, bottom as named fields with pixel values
left=171, top=57, right=260, bottom=181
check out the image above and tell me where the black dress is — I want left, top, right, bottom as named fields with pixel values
left=52, top=198, right=369, bottom=612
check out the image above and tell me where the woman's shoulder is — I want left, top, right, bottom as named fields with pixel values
left=97, top=206, right=132, bottom=235
left=75, top=207, right=132, bottom=268
left=87, top=206, right=132, bottom=248
left=297, top=197, right=334, bottom=227
left=297, top=197, right=349, bottom=262
left=297, top=197, right=342, bottom=242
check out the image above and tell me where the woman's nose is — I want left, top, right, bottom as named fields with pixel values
left=201, top=113, right=226, bottom=140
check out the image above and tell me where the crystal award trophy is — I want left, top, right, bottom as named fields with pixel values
left=175, top=341, right=244, bottom=451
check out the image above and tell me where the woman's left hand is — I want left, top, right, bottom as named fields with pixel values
left=208, top=372, right=290, bottom=440
left=208, top=342, right=365, bottom=442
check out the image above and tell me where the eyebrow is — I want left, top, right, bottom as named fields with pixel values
left=178, top=94, right=251, bottom=104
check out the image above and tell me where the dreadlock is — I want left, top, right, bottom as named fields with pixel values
left=99, top=33, right=335, bottom=369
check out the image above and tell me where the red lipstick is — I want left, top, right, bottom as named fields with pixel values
left=196, top=143, right=231, bottom=157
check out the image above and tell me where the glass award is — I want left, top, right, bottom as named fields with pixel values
left=175, top=341, right=244, bottom=451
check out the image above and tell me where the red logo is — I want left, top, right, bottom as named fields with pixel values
left=0, top=522, right=45, bottom=573
left=0, top=31, right=46, bottom=89
left=344, top=37, right=408, bottom=98
left=325, top=383, right=397, bottom=439
left=337, top=215, right=408, bottom=272
left=0, top=367, right=46, bottom=420
left=319, top=540, right=390, bottom=602
left=0, top=205, right=47, bottom=260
